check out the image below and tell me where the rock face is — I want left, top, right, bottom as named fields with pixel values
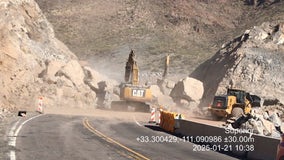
left=56, top=60, right=85, bottom=87
left=170, top=77, right=204, bottom=107
left=0, top=0, right=111, bottom=111
left=191, top=22, right=284, bottom=108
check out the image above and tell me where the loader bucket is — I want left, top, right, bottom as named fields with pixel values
left=251, top=95, right=261, bottom=107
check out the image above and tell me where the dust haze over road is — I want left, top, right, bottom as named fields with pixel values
left=86, top=46, right=187, bottom=85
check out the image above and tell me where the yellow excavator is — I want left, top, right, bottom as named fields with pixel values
left=111, top=50, right=152, bottom=112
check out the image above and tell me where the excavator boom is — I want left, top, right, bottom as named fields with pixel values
left=124, top=50, right=139, bottom=85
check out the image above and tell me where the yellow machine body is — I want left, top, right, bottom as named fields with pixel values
left=209, top=89, right=256, bottom=119
left=120, top=84, right=152, bottom=103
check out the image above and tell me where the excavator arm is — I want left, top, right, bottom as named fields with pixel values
left=124, top=50, right=139, bottom=85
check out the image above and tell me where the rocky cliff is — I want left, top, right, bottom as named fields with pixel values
left=191, top=21, right=284, bottom=108
left=0, top=0, right=110, bottom=113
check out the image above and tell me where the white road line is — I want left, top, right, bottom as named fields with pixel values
left=9, top=151, right=16, bottom=160
left=8, top=114, right=43, bottom=160
left=8, top=120, right=20, bottom=146
left=14, top=114, right=43, bottom=136
left=133, top=116, right=143, bottom=127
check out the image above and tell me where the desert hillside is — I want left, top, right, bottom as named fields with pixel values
left=35, top=0, right=284, bottom=77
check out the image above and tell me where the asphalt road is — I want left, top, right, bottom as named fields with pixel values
left=13, top=114, right=238, bottom=160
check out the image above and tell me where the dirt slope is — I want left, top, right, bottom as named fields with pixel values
left=35, top=0, right=284, bottom=77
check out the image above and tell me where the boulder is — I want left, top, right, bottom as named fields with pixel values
left=166, top=80, right=176, bottom=89
left=45, top=85, right=96, bottom=108
left=95, top=81, right=119, bottom=108
left=83, top=66, right=118, bottom=92
left=170, top=77, right=204, bottom=103
left=83, top=66, right=100, bottom=89
left=46, top=60, right=64, bottom=79
left=56, top=60, right=85, bottom=87
left=274, top=23, right=284, bottom=45
left=230, top=109, right=282, bottom=137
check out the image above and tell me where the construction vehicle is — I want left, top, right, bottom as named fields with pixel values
left=111, top=50, right=152, bottom=112
left=208, top=88, right=261, bottom=119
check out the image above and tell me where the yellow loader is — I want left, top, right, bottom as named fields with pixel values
left=209, top=88, right=261, bottom=119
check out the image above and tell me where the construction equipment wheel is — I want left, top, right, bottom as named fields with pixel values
left=231, top=107, right=244, bottom=118
left=210, top=112, right=223, bottom=121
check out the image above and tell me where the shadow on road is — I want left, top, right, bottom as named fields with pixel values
left=144, top=124, right=165, bottom=132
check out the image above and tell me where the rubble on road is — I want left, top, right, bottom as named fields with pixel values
left=225, top=107, right=283, bottom=138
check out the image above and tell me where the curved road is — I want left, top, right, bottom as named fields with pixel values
left=13, top=114, right=238, bottom=160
